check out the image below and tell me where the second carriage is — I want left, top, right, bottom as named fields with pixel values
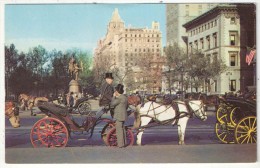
left=215, top=97, right=257, bottom=144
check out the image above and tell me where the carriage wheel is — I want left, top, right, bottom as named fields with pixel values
left=78, top=101, right=92, bottom=116
left=101, top=123, right=115, bottom=146
left=30, top=117, right=69, bottom=148
left=215, top=121, right=235, bottom=144
left=106, top=127, right=134, bottom=147
left=216, top=105, right=230, bottom=123
left=230, top=107, right=240, bottom=126
left=235, top=116, right=257, bottom=144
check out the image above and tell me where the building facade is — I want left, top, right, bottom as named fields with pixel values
left=183, top=4, right=256, bottom=94
left=166, top=4, right=217, bottom=48
left=94, top=8, right=164, bottom=93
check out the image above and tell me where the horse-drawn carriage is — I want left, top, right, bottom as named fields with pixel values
left=30, top=100, right=135, bottom=148
left=30, top=95, right=207, bottom=148
left=215, top=97, right=257, bottom=144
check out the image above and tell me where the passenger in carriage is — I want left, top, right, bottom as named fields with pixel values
left=110, top=84, right=128, bottom=148
left=99, top=73, right=114, bottom=117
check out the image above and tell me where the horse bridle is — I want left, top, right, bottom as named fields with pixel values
left=188, top=101, right=206, bottom=119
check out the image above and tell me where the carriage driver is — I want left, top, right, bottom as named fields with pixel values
left=99, top=73, right=114, bottom=117
left=110, top=84, right=128, bottom=148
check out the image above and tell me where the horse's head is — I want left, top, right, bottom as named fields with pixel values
left=5, top=101, right=20, bottom=128
left=188, top=100, right=207, bottom=121
left=128, top=95, right=141, bottom=107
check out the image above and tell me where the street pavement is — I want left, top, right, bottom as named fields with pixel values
left=5, top=144, right=257, bottom=163
left=4, top=100, right=258, bottom=164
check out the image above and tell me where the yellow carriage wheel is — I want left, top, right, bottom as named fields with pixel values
left=230, top=107, right=240, bottom=126
left=215, top=121, right=235, bottom=144
left=235, top=116, right=257, bottom=144
left=216, top=105, right=229, bottom=123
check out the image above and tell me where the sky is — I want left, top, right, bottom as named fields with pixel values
left=5, top=4, right=166, bottom=54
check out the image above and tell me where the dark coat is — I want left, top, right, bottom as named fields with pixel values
left=110, top=94, right=128, bottom=121
left=99, top=81, right=114, bottom=106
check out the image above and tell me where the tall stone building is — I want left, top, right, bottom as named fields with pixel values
left=94, top=8, right=163, bottom=93
left=183, top=4, right=256, bottom=94
left=166, top=4, right=217, bottom=48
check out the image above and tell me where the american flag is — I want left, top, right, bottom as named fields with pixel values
left=246, top=49, right=256, bottom=66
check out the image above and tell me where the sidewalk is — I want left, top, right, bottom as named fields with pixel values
left=5, top=144, right=257, bottom=163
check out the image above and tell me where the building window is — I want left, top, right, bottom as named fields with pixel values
left=230, top=17, right=236, bottom=24
left=186, top=5, right=189, bottom=9
left=200, top=38, right=204, bottom=49
left=231, top=80, right=236, bottom=91
left=194, top=40, right=198, bottom=50
left=206, top=36, right=210, bottom=49
left=213, top=33, right=217, bottom=48
left=230, top=54, right=236, bottom=66
left=214, top=19, right=217, bottom=26
left=214, top=80, right=217, bottom=92
left=229, top=31, right=238, bottom=46
left=189, top=42, right=193, bottom=52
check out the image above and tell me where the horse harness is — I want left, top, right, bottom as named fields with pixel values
left=139, top=100, right=192, bottom=128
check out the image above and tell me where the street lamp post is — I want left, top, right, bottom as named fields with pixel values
left=181, top=36, right=188, bottom=100
left=181, top=64, right=184, bottom=100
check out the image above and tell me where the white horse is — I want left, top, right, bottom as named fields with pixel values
left=135, top=100, right=207, bottom=145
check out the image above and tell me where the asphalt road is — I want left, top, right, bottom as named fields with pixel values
left=4, top=106, right=258, bottom=164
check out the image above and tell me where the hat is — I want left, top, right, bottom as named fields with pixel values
left=105, top=73, right=114, bottom=79
left=115, top=84, right=124, bottom=94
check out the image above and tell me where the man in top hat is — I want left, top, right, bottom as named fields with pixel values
left=99, top=73, right=114, bottom=116
left=110, top=84, right=128, bottom=148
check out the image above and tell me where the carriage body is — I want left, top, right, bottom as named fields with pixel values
left=215, top=97, right=256, bottom=144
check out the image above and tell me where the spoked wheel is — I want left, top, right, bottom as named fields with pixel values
left=216, top=105, right=230, bottom=123
left=101, top=123, right=115, bottom=146
left=30, top=117, right=69, bottom=148
left=106, top=127, right=134, bottom=147
left=230, top=107, right=240, bottom=126
left=77, top=101, right=92, bottom=116
left=235, top=116, right=257, bottom=144
left=215, top=121, right=235, bottom=144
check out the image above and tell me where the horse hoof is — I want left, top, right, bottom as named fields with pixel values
left=178, top=142, right=185, bottom=145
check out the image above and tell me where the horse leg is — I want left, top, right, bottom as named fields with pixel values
left=29, top=105, right=36, bottom=116
left=177, top=117, right=189, bottom=145
left=136, top=116, right=151, bottom=146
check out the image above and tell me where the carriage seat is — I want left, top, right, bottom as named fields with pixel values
left=38, top=102, right=71, bottom=116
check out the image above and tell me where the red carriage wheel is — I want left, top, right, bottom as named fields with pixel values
left=101, top=123, right=115, bottom=146
left=30, top=117, right=69, bottom=148
left=106, top=126, right=134, bottom=147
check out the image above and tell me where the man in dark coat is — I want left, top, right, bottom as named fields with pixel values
left=110, top=84, right=128, bottom=148
left=99, top=73, right=114, bottom=116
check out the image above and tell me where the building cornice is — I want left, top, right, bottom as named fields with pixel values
left=183, top=5, right=238, bottom=30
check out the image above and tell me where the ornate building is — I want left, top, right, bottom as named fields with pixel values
left=94, top=8, right=164, bottom=93
left=183, top=4, right=256, bottom=94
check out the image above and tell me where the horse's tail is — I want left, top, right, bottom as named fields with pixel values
left=133, top=104, right=141, bottom=129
